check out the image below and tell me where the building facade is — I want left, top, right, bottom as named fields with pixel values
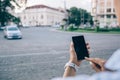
left=15, top=5, right=65, bottom=27
left=91, top=0, right=119, bottom=28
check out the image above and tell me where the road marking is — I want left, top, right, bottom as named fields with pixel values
left=0, top=51, right=68, bottom=58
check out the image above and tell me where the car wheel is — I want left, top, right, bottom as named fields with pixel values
left=19, top=37, right=22, bottom=39
left=4, top=35, right=6, bottom=38
left=6, top=36, right=10, bottom=40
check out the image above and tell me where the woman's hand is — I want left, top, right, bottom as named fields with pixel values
left=69, top=42, right=90, bottom=66
left=85, top=57, right=106, bottom=72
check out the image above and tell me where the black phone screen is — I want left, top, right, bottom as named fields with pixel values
left=72, top=35, right=89, bottom=60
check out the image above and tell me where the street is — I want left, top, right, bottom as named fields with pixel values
left=0, top=27, right=120, bottom=80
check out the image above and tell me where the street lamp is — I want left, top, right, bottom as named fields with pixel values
left=80, top=10, right=84, bottom=27
left=94, top=0, right=100, bottom=32
left=63, top=0, right=68, bottom=31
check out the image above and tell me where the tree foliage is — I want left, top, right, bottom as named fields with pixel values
left=68, top=7, right=80, bottom=26
left=68, top=7, right=93, bottom=26
left=0, top=0, right=20, bottom=26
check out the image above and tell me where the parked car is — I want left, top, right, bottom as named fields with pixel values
left=0, top=26, right=5, bottom=30
left=4, top=25, right=22, bottom=39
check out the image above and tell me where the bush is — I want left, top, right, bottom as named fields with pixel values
left=95, top=26, right=100, bottom=32
left=99, top=28, right=109, bottom=32
left=83, top=27, right=94, bottom=31
left=109, top=27, right=120, bottom=31
left=61, top=25, right=64, bottom=29
left=68, top=25, right=78, bottom=31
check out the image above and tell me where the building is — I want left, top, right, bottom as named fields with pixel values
left=15, top=4, right=65, bottom=27
left=91, top=0, right=119, bottom=28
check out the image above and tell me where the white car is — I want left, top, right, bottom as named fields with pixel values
left=4, top=25, right=22, bottom=39
left=0, top=26, right=5, bottom=30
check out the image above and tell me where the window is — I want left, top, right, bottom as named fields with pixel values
left=107, top=1, right=111, bottom=7
left=41, top=15, right=43, bottom=19
left=113, top=9, right=115, bottom=12
left=107, top=15, right=111, bottom=18
left=113, top=15, right=116, bottom=18
left=100, top=8, right=104, bottom=13
left=92, top=8, right=96, bottom=14
left=99, top=1, right=104, bottom=7
left=29, top=21, right=31, bottom=24
left=107, top=8, right=111, bottom=13
left=101, top=15, right=104, bottom=18
left=24, top=16, right=26, bottom=20
left=8, top=27, right=18, bottom=31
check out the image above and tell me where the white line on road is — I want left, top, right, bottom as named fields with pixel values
left=0, top=51, right=68, bottom=58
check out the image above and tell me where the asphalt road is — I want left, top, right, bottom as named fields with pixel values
left=0, top=27, right=120, bottom=80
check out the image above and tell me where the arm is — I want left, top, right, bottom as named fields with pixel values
left=85, top=57, right=106, bottom=72
left=63, top=42, right=106, bottom=77
left=63, top=66, right=76, bottom=77
left=63, top=42, right=90, bottom=77
left=63, top=42, right=82, bottom=77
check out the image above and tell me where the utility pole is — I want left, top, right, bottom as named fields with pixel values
left=83, top=10, right=84, bottom=25
left=81, top=10, right=84, bottom=27
left=63, top=0, right=68, bottom=31
left=94, top=0, right=99, bottom=31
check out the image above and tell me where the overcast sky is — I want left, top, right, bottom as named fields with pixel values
left=26, top=0, right=92, bottom=12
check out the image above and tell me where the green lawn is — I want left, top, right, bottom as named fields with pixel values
left=60, top=28, right=120, bottom=34
left=75, top=29, right=120, bottom=34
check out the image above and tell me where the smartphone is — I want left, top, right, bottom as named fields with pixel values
left=72, top=35, right=89, bottom=60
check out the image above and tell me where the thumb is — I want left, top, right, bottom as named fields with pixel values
left=85, top=57, right=93, bottom=62
left=90, top=62, right=101, bottom=72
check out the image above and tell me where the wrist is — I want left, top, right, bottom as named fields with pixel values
left=64, top=62, right=79, bottom=72
left=69, top=60, right=81, bottom=66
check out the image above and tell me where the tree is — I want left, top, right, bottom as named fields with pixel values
left=68, top=7, right=81, bottom=26
left=0, top=0, right=20, bottom=26
left=68, top=7, right=93, bottom=27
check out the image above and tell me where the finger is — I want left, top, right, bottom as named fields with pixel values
left=90, top=62, right=98, bottom=69
left=90, top=62, right=100, bottom=72
left=70, top=42, right=74, bottom=48
left=86, top=43, right=89, bottom=46
left=93, top=58, right=106, bottom=66
left=71, top=41, right=74, bottom=46
left=85, top=57, right=101, bottom=66
left=88, top=50, right=90, bottom=54
left=87, top=46, right=90, bottom=49
left=85, top=58, right=97, bottom=63
left=86, top=43, right=90, bottom=48
left=70, top=42, right=74, bottom=51
left=85, top=57, right=95, bottom=62
left=86, top=47, right=90, bottom=54
left=90, top=58, right=105, bottom=67
left=86, top=43, right=90, bottom=53
left=69, top=42, right=76, bottom=56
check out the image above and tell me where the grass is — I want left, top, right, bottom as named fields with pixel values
left=60, top=27, right=120, bottom=34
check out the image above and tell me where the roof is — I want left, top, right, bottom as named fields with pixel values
left=26, top=4, right=65, bottom=13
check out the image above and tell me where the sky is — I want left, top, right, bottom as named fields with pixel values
left=26, top=0, right=92, bottom=12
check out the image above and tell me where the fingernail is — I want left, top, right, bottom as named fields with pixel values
left=85, top=57, right=88, bottom=59
left=89, top=62, right=92, bottom=65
